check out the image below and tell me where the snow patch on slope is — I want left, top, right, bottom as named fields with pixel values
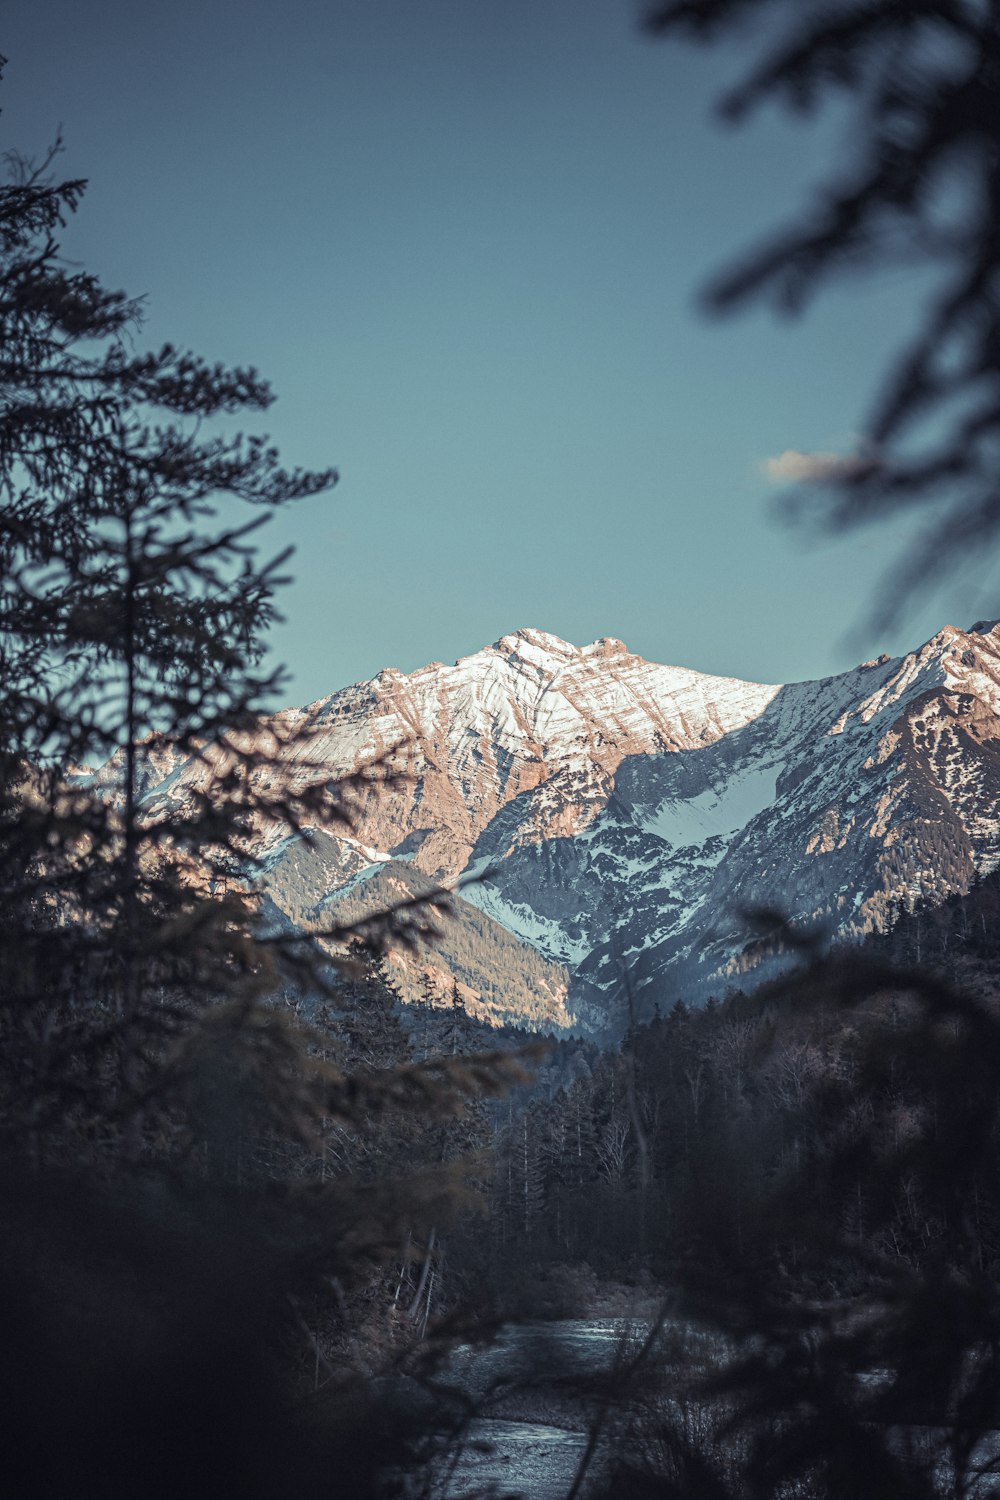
left=462, top=879, right=592, bottom=967
left=639, top=764, right=778, bottom=853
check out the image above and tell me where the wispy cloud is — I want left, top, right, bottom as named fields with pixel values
left=762, top=448, right=876, bottom=484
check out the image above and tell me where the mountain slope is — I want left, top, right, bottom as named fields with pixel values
left=124, top=621, right=1000, bottom=1035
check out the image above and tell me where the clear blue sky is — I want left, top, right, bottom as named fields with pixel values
left=3, top=0, right=980, bottom=703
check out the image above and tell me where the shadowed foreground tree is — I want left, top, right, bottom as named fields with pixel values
left=560, top=20, right=1000, bottom=1482
left=0, top=123, right=343, bottom=1160
left=0, top=101, right=526, bottom=1497
left=644, top=0, right=1000, bottom=625
left=584, top=947, right=1000, bottom=1498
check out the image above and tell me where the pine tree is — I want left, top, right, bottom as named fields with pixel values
left=0, top=114, right=524, bottom=1495
left=0, top=122, right=347, bottom=1163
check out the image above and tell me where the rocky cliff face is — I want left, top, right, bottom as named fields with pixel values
left=122, top=622, right=1000, bottom=1035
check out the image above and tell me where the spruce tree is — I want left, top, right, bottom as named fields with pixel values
left=0, top=120, right=348, bottom=1161
left=0, top=110, right=523, bottom=1496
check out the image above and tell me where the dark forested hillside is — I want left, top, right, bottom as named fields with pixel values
left=430, top=870, right=1000, bottom=1288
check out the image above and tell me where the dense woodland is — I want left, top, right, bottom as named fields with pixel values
left=333, top=869, right=1000, bottom=1308
left=263, top=870, right=1000, bottom=1495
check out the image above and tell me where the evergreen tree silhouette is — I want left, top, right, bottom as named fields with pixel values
left=644, top=0, right=1000, bottom=625
left=0, top=100, right=524, bottom=1498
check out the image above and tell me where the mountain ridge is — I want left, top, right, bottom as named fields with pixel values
left=120, top=619, right=1000, bottom=1036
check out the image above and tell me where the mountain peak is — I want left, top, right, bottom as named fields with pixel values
left=490, top=627, right=579, bottom=660
left=490, top=628, right=632, bottom=661
left=120, top=616, right=1000, bottom=1033
left=582, top=635, right=630, bottom=658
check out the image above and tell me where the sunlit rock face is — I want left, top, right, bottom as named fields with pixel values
left=123, top=621, right=1000, bottom=1036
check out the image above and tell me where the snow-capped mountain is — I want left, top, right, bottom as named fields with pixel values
left=128, top=622, right=1000, bottom=1036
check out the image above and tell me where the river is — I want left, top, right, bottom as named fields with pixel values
left=419, top=1316, right=685, bottom=1499
left=402, top=1315, right=1000, bottom=1499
